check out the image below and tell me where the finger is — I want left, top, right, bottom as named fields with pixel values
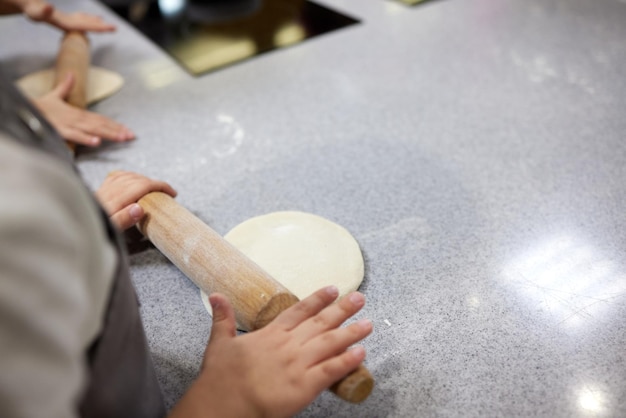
left=58, top=127, right=100, bottom=146
left=52, top=73, right=75, bottom=100
left=75, top=14, right=116, bottom=32
left=100, top=124, right=134, bottom=142
left=74, top=116, right=134, bottom=142
left=24, top=2, right=54, bottom=20
left=307, top=346, right=367, bottom=395
left=88, top=21, right=116, bottom=32
left=302, top=319, right=372, bottom=366
left=51, top=11, right=116, bottom=32
left=115, top=126, right=135, bottom=141
left=155, top=181, right=177, bottom=197
left=109, top=203, right=144, bottom=231
left=208, top=293, right=237, bottom=342
left=129, top=179, right=178, bottom=199
left=270, top=286, right=339, bottom=331
left=40, top=3, right=54, bottom=18
left=118, top=180, right=177, bottom=207
left=86, top=119, right=135, bottom=142
left=293, top=292, right=366, bottom=342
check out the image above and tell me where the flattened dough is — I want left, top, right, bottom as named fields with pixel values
left=201, top=211, right=364, bottom=317
left=16, top=67, right=124, bottom=105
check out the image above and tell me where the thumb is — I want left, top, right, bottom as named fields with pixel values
left=109, top=203, right=144, bottom=231
left=52, top=73, right=75, bottom=100
left=24, top=2, right=54, bottom=21
left=208, top=293, right=237, bottom=343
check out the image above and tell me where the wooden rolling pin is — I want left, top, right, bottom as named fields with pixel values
left=54, top=31, right=90, bottom=151
left=137, top=192, right=374, bottom=403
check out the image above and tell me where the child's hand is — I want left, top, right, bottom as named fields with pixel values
left=33, top=73, right=134, bottom=147
left=172, top=287, right=372, bottom=418
left=96, top=171, right=177, bottom=231
left=15, top=0, right=116, bottom=32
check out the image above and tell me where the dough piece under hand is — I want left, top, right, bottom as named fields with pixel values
left=201, top=211, right=365, bottom=320
left=16, top=67, right=124, bottom=105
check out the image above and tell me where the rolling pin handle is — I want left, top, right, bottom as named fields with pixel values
left=330, top=364, right=374, bottom=403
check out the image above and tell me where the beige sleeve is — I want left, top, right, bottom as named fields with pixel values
left=0, top=135, right=117, bottom=418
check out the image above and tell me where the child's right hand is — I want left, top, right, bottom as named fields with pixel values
left=171, top=286, right=373, bottom=418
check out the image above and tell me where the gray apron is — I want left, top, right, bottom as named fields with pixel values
left=0, top=69, right=166, bottom=418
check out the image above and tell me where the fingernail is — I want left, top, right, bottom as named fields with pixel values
left=209, top=295, right=220, bottom=310
left=349, top=292, right=364, bottom=307
left=90, top=136, right=100, bottom=145
left=325, top=286, right=339, bottom=297
left=129, top=204, right=142, bottom=219
left=356, top=319, right=372, bottom=331
left=351, top=346, right=365, bottom=359
left=120, top=126, right=131, bottom=136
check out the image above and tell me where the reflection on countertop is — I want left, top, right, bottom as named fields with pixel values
left=503, top=234, right=626, bottom=331
left=110, top=0, right=359, bottom=75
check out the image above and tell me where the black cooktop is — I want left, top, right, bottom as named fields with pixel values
left=110, top=0, right=359, bottom=76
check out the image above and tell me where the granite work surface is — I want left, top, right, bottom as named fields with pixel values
left=2, top=0, right=626, bottom=416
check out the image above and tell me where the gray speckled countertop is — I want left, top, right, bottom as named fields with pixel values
left=2, top=0, right=626, bottom=416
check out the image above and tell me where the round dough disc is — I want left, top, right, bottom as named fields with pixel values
left=201, top=211, right=364, bottom=318
left=15, top=66, right=124, bottom=105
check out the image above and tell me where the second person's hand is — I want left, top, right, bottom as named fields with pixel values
left=33, top=73, right=135, bottom=147
left=15, top=0, right=116, bottom=32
